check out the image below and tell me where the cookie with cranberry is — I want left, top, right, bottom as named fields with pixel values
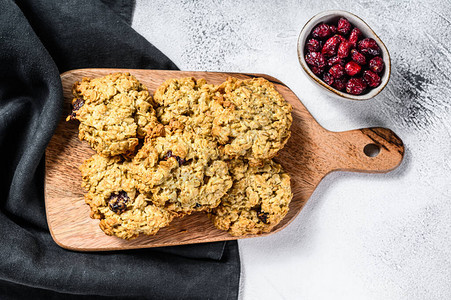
left=80, top=155, right=173, bottom=240
left=128, top=124, right=233, bottom=214
left=210, top=77, right=292, bottom=165
left=209, top=159, right=292, bottom=236
left=68, top=72, right=159, bottom=156
left=153, top=77, right=216, bottom=137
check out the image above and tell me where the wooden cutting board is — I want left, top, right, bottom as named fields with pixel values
left=45, top=68, right=404, bottom=251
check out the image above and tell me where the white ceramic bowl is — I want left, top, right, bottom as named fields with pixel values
left=297, top=10, right=391, bottom=100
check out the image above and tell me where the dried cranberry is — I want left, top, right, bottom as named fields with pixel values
left=327, top=56, right=345, bottom=67
left=70, top=98, right=84, bottom=120
left=336, top=34, right=347, bottom=43
left=306, top=38, right=321, bottom=52
left=175, top=156, right=187, bottom=166
left=305, top=51, right=326, bottom=68
left=323, top=72, right=334, bottom=86
left=162, top=150, right=173, bottom=160
left=345, top=61, right=362, bottom=76
left=337, top=17, right=352, bottom=35
left=322, top=35, right=341, bottom=57
left=358, top=38, right=381, bottom=56
left=312, top=23, right=332, bottom=39
left=162, top=150, right=187, bottom=166
left=363, top=70, right=381, bottom=87
left=351, top=49, right=366, bottom=65
left=332, top=76, right=347, bottom=91
left=337, top=41, right=352, bottom=58
left=329, top=64, right=345, bottom=78
left=108, top=191, right=129, bottom=214
left=346, top=78, right=367, bottom=95
left=369, top=57, right=384, bottom=73
left=256, top=209, right=269, bottom=224
left=348, top=27, right=361, bottom=47
left=310, top=66, right=325, bottom=75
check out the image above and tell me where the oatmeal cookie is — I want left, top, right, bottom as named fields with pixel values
left=128, top=125, right=233, bottom=213
left=68, top=72, right=159, bottom=156
left=80, top=155, right=173, bottom=240
left=153, top=77, right=216, bottom=137
left=210, top=159, right=292, bottom=236
left=211, top=77, right=292, bottom=165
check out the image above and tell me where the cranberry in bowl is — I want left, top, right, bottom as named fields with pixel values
left=297, top=10, right=391, bottom=100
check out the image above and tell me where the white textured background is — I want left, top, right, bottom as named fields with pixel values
left=132, top=1, right=451, bottom=299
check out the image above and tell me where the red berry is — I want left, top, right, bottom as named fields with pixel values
left=329, top=64, right=345, bottom=78
left=333, top=76, right=347, bottom=91
left=346, top=78, right=367, bottom=95
left=337, top=18, right=352, bottom=35
left=351, top=49, right=366, bottom=65
left=323, top=72, right=334, bottom=86
left=305, top=51, right=326, bottom=68
left=345, top=61, right=361, bottom=76
left=337, top=41, right=352, bottom=58
left=327, top=56, right=345, bottom=67
left=312, top=23, right=332, bottom=39
left=363, top=70, right=381, bottom=87
left=322, top=35, right=342, bottom=57
left=108, top=191, right=130, bottom=214
left=358, top=38, right=381, bottom=56
left=348, top=27, right=361, bottom=47
left=311, top=66, right=325, bottom=75
left=369, top=57, right=384, bottom=73
left=306, top=39, right=321, bottom=52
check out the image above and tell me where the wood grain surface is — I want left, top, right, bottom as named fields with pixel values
left=45, top=68, right=404, bottom=251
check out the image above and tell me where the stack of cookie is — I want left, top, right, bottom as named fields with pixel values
left=69, top=73, right=293, bottom=239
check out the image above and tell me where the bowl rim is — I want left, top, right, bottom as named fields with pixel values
left=297, top=10, right=391, bottom=101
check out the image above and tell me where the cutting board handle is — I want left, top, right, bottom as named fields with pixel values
left=322, top=127, right=405, bottom=174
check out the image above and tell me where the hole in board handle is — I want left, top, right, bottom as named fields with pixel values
left=363, top=143, right=381, bottom=157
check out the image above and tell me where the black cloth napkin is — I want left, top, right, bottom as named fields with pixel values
left=0, top=0, right=240, bottom=298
